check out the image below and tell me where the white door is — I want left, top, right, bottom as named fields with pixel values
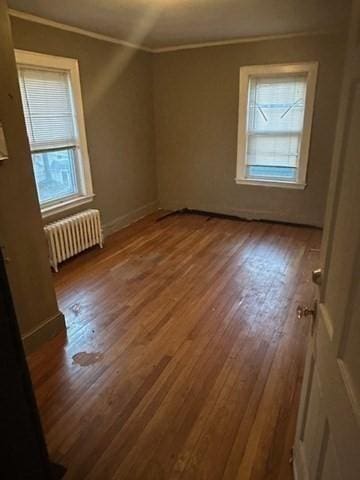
left=293, top=2, right=360, bottom=480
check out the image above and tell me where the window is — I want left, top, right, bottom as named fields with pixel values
left=236, top=63, right=318, bottom=188
left=16, top=50, right=94, bottom=216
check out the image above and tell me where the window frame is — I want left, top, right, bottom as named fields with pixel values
left=15, top=49, right=94, bottom=217
left=236, top=62, right=318, bottom=189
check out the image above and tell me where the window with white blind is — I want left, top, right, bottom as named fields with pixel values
left=15, top=50, right=93, bottom=216
left=236, top=63, right=318, bottom=188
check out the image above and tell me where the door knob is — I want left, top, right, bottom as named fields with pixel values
left=312, top=268, right=322, bottom=286
left=296, top=304, right=316, bottom=319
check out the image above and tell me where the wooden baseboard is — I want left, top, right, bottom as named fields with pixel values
left=102, top=201, right=159, bottom=237
left=22, top=310, right=65, bottom=354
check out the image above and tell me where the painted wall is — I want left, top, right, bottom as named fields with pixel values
left=10, top=16, right=158, bottom=235
left=153, top=33, right=346, bottom=226
left=0, top=1, right=64, bottom=352
left=10, top=17, right=347, bottom=229
left=1, top=10, right=348, bottom=352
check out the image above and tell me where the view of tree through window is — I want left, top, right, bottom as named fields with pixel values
left=32, top=148, right=78, bottom=204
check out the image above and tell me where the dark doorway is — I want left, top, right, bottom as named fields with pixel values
left=0, top=251, right=65, bottom=479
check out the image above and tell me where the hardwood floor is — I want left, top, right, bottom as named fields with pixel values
left=28, top=212, right=321, bottom=480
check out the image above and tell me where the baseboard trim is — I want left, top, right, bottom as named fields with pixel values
left=103, top=200, right=159, bottom=237
left=22, top=310, right=65, bottom=354
left=158, top=202, right=323, bottom=228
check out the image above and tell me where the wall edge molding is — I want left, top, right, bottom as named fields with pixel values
left=8, top=8, right=337, bottom=55
left=8, top=8, right=152, bottom=52
left=152, top=29, right=337, bottom=53
left=103, top=200, right=159, bottom=237
left=22, top=310, right=66, bottom=354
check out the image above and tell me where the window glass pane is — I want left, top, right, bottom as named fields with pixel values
left=247, top=165, right=297, bottom=182
left=32, top=148, right=79, bottom=205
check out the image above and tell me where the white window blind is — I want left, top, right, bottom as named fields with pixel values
left=18, top=66, right=77, bottom=152
left=246, top=74, right=307, bottom=182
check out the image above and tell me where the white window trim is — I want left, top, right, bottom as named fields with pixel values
left=236, top=62, right=318, bottom=189
left=15, top=49, right=94, bottom=216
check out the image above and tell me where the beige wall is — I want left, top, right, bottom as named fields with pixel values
left=9, top=18, right=347, bottom=229
left=153, top=33, right=346, bottom=227
left=0, top=9, right=348, bottom=352
left=10, top=16, right=158, bottom=235
left=0, top=1, right=64, bottom=352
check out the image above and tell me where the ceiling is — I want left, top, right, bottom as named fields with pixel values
left=8, top=0, right=350, bottom=51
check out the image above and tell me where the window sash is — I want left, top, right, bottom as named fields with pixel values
left=18, top=65, right=81, bottom=206
left=247, top=75, right=307, bottom=135
left=245, top=74, right=306, bottom=180
left=246, top=132, right=302, bottom=171
left=236, top=63, right=318, bottom=188
left=31, top=147, right=80, bottom=207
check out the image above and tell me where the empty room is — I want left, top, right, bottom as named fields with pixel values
left=0, top=0, right=359, bottom=479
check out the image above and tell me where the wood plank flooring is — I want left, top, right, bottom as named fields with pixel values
left=27, top=212, right=321, bottom=480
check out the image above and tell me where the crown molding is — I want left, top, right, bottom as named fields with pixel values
left=8, top=9, right=152, bottom=52
left=8, top=8, right=335, bottom=55
left=152, top=29, right=333, bottom=53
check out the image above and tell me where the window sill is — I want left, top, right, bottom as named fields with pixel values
left=41, top=194, right=95, bottom=219
left=235, top=178, right=307, bottom=190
